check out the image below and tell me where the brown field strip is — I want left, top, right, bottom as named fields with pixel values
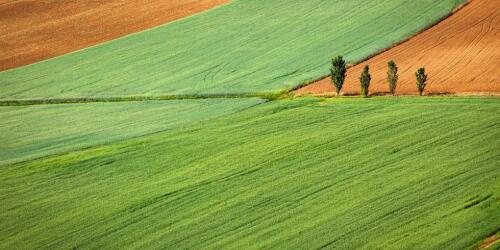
left=477, top=234, right=500, bottom=249
left=0, top=0, right=228, bottom=71
left=296, top=0, right=500, bottom=96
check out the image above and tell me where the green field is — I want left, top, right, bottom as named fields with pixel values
left=0, top=98, right=263, bottom=166
left=1, top=0, right=497, bottom=248
left=0, top=0, right=464, bottom=99
left=1, top=97, right=498, bottom=249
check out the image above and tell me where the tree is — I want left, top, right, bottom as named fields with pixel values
left=415, top=67, right=428, bottom=96
left=387, top=60, right=398, bottom=95
left=330, top=56, right=347, bottom=95
left=359, top=65, right=371, bottom=97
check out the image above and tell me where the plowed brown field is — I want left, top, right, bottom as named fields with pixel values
left=297, top=0, right=500, bottom=96
left=0, top=0, right=228, bottom=71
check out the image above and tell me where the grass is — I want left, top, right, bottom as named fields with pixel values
left=1, top=97, right=498, bottom=249
left=0, top=0, right=464, bottom=99
left=0, top=98, right=264, bottom=166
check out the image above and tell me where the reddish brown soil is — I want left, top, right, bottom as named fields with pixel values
left=0, top=0, right=228, bottom=71
left=296, top=0, right=500, bottom=96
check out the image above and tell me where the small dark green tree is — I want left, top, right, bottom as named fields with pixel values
left=359, top=65, right=371, bottom=97
left=330, top=56, right=347, bottom=95
left=415, top=67, right=428, bottom=96
left=387, top=60, right=398, bottom=95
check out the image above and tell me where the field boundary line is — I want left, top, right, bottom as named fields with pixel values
left=0, top=92, right=286, bottom=106
left=2, top=90, right=500, bottom=106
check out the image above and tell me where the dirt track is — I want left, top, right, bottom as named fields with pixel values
left=477, top=234, right=499, bottom=249
left=0, top=0, right=228, bottom=71
left=297, top=0, right=500, bottom=96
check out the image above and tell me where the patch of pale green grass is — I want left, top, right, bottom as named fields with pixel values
left=0, top=98, right=263, bottom=165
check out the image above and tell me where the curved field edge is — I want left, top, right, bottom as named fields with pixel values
left=0, top=98, right=264, bottom=166
left=297, top=0, right=500, bottom=95
left=0, top=0, right=229, bottom=71
left=0, top=97, right=498, bottom=249
left=0, top=0, right=465, bottom=100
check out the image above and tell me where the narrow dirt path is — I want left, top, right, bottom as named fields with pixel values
left=296, top=0, right=500, bottom=96
left=0, top=0, right=229, bottom=71
left=477, top=234, right=500, bottom=249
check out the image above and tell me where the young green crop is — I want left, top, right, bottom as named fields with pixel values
left=0, top=98, right=263, bottom=166
left=1, top=97, right=498, bottom=249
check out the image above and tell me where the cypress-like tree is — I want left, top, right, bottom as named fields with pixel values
left=387, top=60, right=399, bottom=95
left=415, top=67, right=428, bottom=96
left=330, top=56, right=347, bottom=95
left=360, top=65, right=371, bottom=97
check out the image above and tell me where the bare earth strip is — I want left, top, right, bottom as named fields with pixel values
left=0, top=0, right=228, bottom=71
left=477, top=234, right=500, bottom=249
left=296, top=0, right=500, bottom=96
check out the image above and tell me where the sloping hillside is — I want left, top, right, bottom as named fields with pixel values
left=0, top=98, right=263, bottom=166
left=297, top=0, right=500, bottom=95
left=1, top=97, right=498, bottom=249
left=0, top=0, right=228, bottom=71
left=0, top=0, right=464, bottom=99
left=1, top=1, right=498, bottom=248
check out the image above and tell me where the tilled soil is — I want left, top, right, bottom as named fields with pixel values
left=0, top=0, right=228, bottom=71
left=296, top=0, right=500, bottom=96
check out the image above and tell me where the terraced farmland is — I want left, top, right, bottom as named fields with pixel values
left=1, top=97, right=498, bottom=249
left=0, top=0, right=465, bottom=100
left=0, top=98, right=263, bottom=166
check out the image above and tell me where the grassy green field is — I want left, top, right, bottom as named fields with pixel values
left=1, top=0, right=497, bottom=248
left=1, top=97, right=498, bottom=249
left=0, top=98, right=263, bottom=166
left=0, top=0, right=464, bottom=99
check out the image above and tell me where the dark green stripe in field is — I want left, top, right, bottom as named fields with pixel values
left=1, top=97, right=498, bottom=249
left=0, top=98, right=264, bottom=166
left=0, top=0, right=464, bottom=99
